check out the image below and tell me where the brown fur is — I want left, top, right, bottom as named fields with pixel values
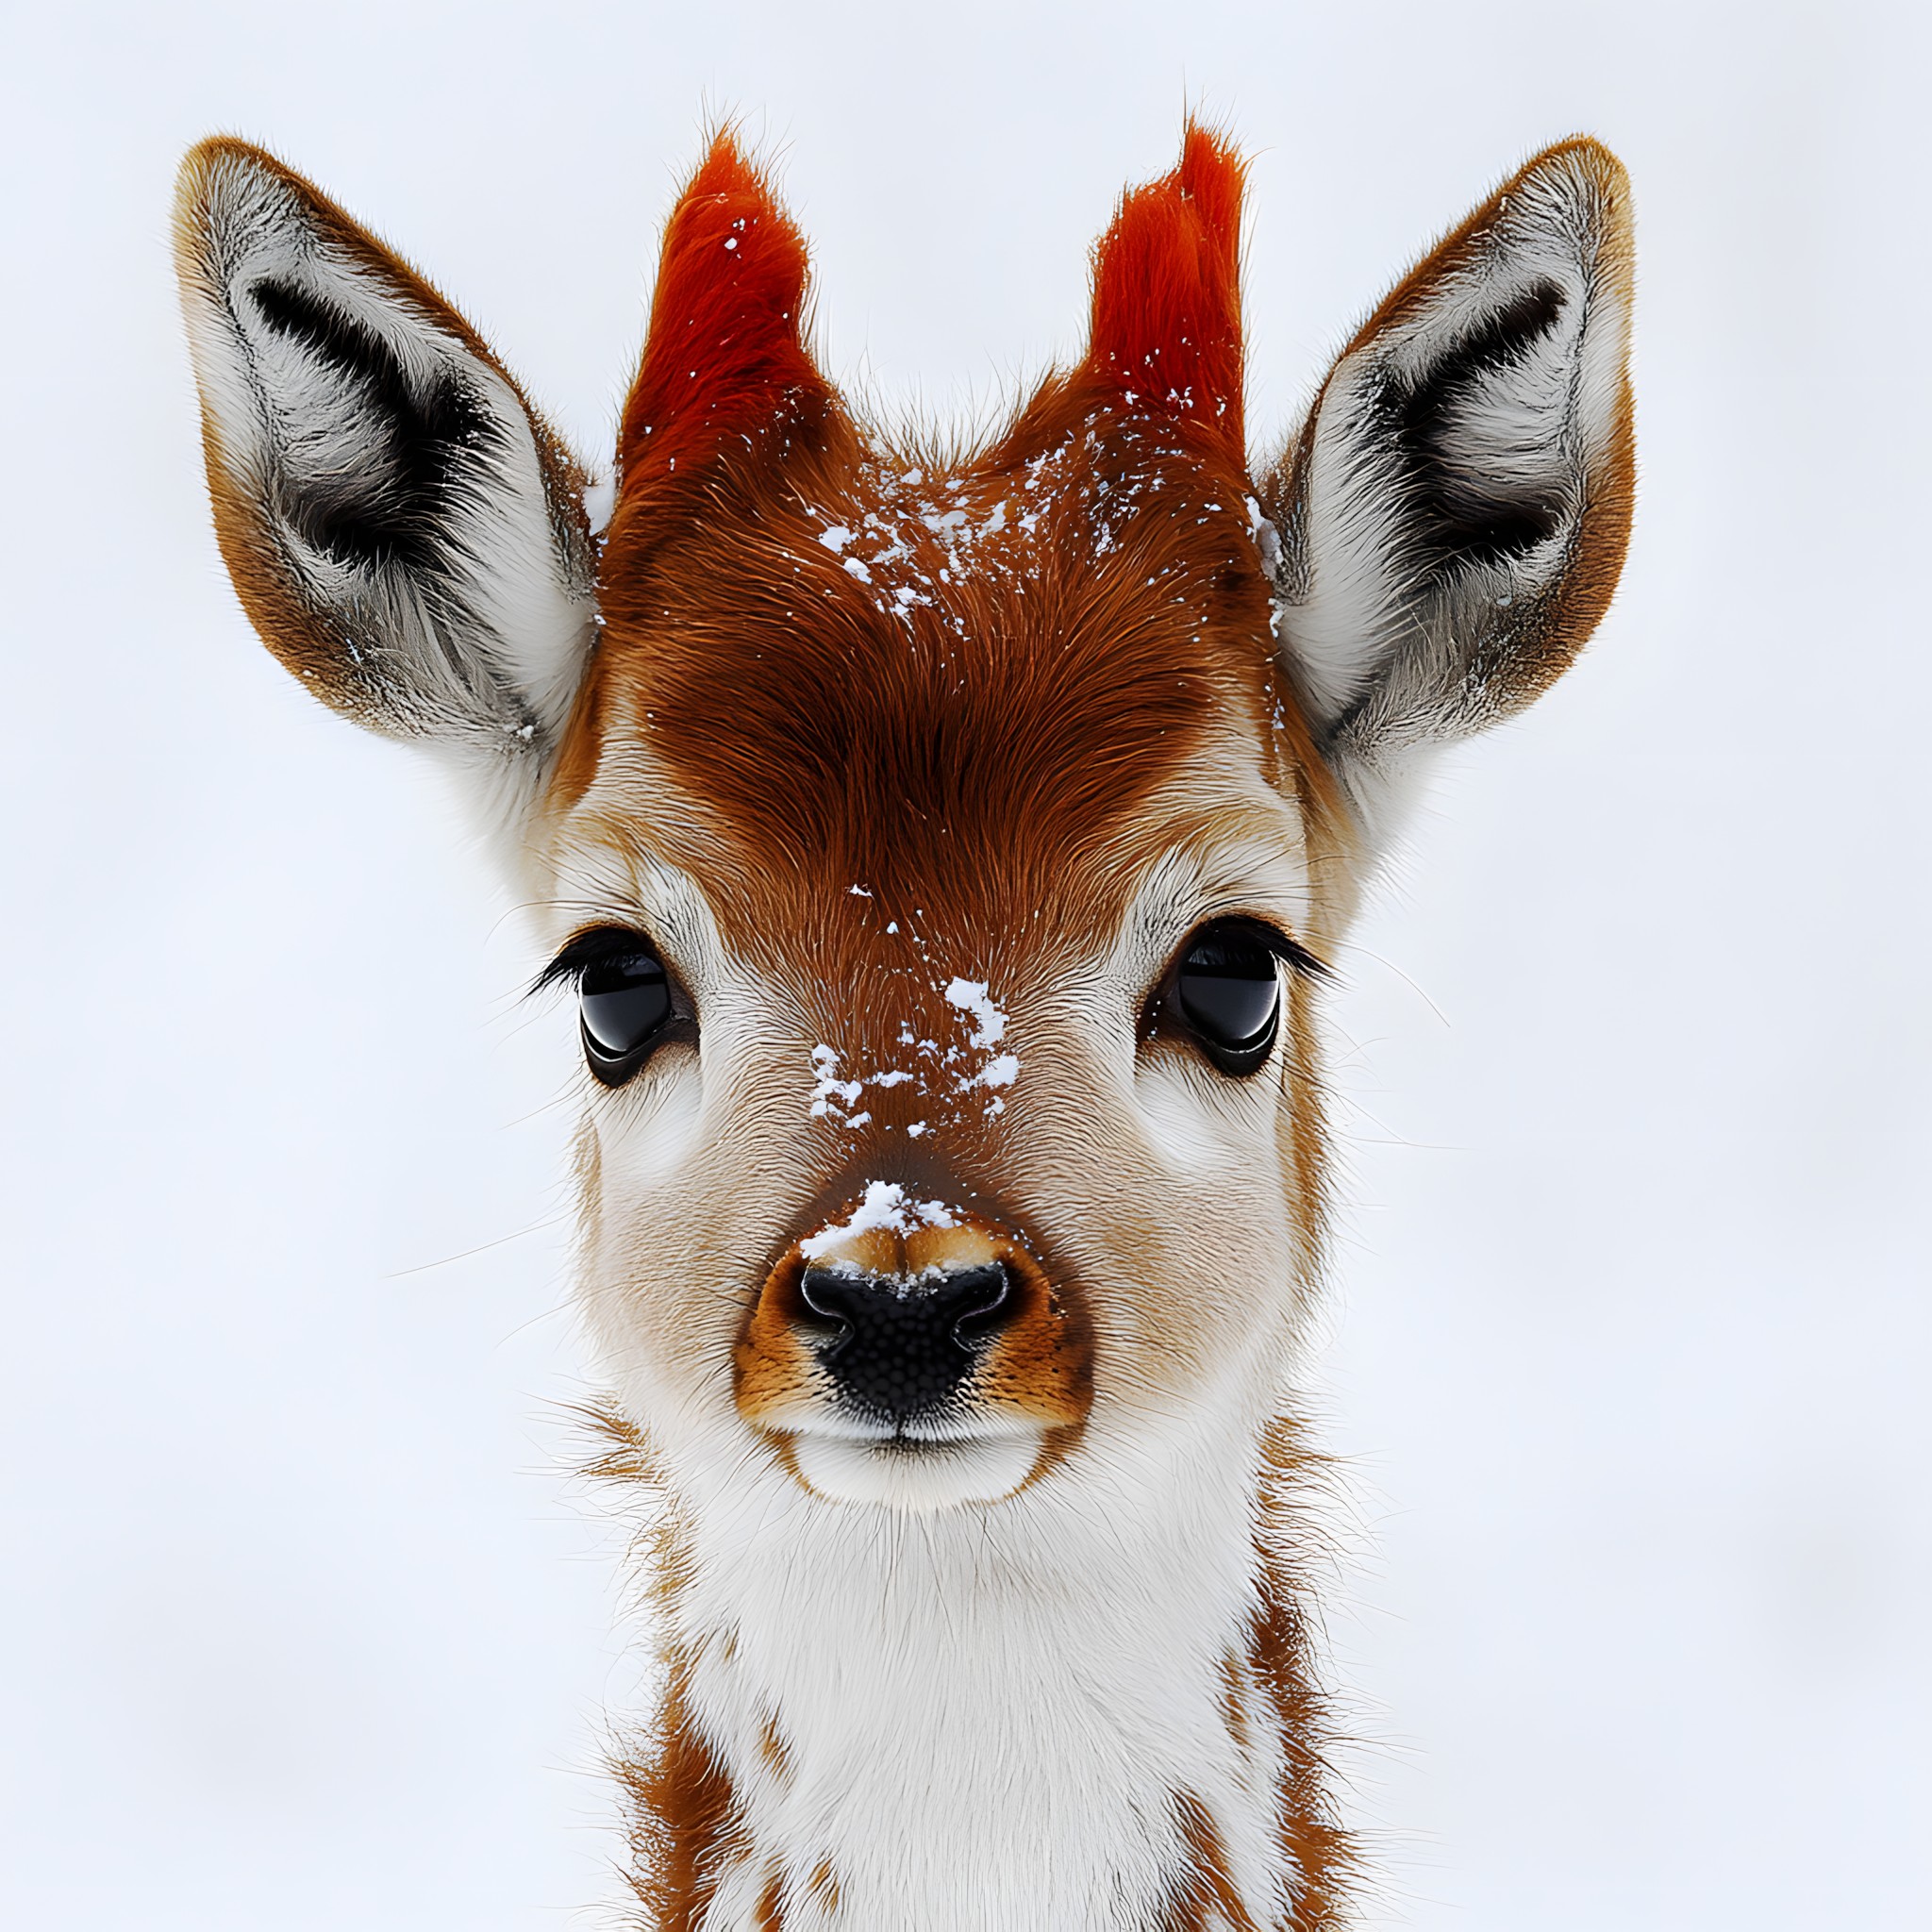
left=807, top=1861, right=841, bottom=1914
left=756, top=1713, right=791, bottom=1786
left=753, top=1862, right=786, bottom=1931
left=569, top=403, right=1301, bottom=958
left=1253, top=1422, right=1357, bottom=1930
left=1161, top=1791, right=1266, bottom=1932
left=583, top=1403, right=750, bottom=1930
left=1218, top=1650, right=1256, bottom=1759
left=615, top=1657, right=741, bottom=1932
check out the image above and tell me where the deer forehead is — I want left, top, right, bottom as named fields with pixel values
left=539, top=424, right=1310, bottom=961
left=542, top=774, right=1313, bottom=1034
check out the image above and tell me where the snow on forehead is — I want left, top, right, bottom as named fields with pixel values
left=794, top=423, right=1257, bottom=627
left=611, top=414, right=1280, bottom=929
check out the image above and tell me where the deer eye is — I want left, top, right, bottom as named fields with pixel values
left=541, top=929, right=677, bottom=1088
left=1170, top=922, right=1284, bottom=1075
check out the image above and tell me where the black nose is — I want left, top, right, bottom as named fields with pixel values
left=797, top=1263, right=1015, bottom=1424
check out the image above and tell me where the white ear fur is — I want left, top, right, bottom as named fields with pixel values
left=1269, top=139, right=1635, bottom=853
left=175, top=140, right=596, bottom=827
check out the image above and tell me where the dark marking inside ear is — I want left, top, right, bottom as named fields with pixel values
left=248, top=276, right=500, bottom=573
left=1384, top=278, right=1568, bottom=569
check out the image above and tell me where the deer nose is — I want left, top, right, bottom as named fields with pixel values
left=797, top=1263, right=1016, bottom=1424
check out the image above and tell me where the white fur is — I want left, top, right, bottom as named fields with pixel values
left=622, top=1353, right=1295, bottom=1931
left=786, top=1429, right=1044, bottom=1509
left=560, top=808, right=1325, bottom=1925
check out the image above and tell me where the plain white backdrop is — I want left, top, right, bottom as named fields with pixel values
left=3, top=1, right=1926, bottom=1925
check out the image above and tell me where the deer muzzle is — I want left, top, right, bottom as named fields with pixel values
left=733, top=1191, right=1092, bottom=1507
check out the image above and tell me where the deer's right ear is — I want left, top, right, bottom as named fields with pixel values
left=174, top=139, right=596, bottom=814
left=1267, top=140, right=1635, bottom=853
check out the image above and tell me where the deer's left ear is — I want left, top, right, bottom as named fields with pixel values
left=1267, top=140, right=1634, bottom=847
left=174, top=139, right=596, bottom=819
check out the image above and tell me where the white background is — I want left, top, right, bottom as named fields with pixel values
left=3, top=2, right=1925, bottom=1925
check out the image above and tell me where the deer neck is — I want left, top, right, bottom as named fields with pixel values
left=623, top=1410, right=1345, bottom=1930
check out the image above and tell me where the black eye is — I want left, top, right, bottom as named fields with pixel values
left=1171, top=922, right=1282, bottom=1075
left=540, top=929, right=677, bottom=1087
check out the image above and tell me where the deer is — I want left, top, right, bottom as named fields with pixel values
left=173, top=120, right=1633, bottom=1930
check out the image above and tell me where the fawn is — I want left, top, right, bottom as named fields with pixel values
left=175, top=123, right=1633, bottom=1929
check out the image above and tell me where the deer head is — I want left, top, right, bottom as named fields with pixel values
left=175, top=124, right=1632, bottom=1924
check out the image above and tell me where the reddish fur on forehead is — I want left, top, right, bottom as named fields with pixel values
left=1087, top=122, right=1247, bottom=463
left=574, top=120, right=1335, bottom=975
left=591, top=426, right=1278, bottom=962
left=616, top=132, right=830, bottom=511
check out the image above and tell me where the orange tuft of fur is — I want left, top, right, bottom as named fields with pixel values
left=1086, top=121, right=1247, bottom=463
left=615, top=133, right=831, bottom=518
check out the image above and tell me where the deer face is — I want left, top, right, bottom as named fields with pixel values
left=175, top=127, right=1632, bottom=1516
left=541, top=419, right=1341, bottom=1508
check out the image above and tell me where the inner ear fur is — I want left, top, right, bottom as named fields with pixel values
left=1264, top=138, right=1635, bottom=839
left=174, top=138, right=595, bottom=797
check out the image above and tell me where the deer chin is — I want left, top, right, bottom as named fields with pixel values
left=779, top=1423, right=1048, bottom=1511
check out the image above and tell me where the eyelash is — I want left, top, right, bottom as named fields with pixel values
left=531, top=925, right=657, bottom=997
left=1163, top=916, right=1330, bottom=985
left=1135, top=915, right=1328, bottom=1074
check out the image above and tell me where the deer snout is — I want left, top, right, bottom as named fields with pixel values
left=733, top=1191, right=1093, bottom=1506
left=797, top=1262, right=1015, bottom=1425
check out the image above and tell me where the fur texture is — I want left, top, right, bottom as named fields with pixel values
left=175, top=122, right=1636, bottom=1929
left=173, top=139, right=596, bottom=830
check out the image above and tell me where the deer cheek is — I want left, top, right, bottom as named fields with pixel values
left=591, top=1047, right=705, bottom=1189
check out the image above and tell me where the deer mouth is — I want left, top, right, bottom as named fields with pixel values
left=775, top=1426, right=1056, bottom=1511
left=779, top=1405, right=1048, bottom=1446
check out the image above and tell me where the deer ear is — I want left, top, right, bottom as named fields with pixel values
left=174, top=138, right=596, bottom=819
left=1268, top=139, right=1635, bottom=849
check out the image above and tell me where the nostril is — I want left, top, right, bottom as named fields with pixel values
left=797, top=1269, right=860, bottom=1335
left=943, top=1264, right=1012, bottom=1342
